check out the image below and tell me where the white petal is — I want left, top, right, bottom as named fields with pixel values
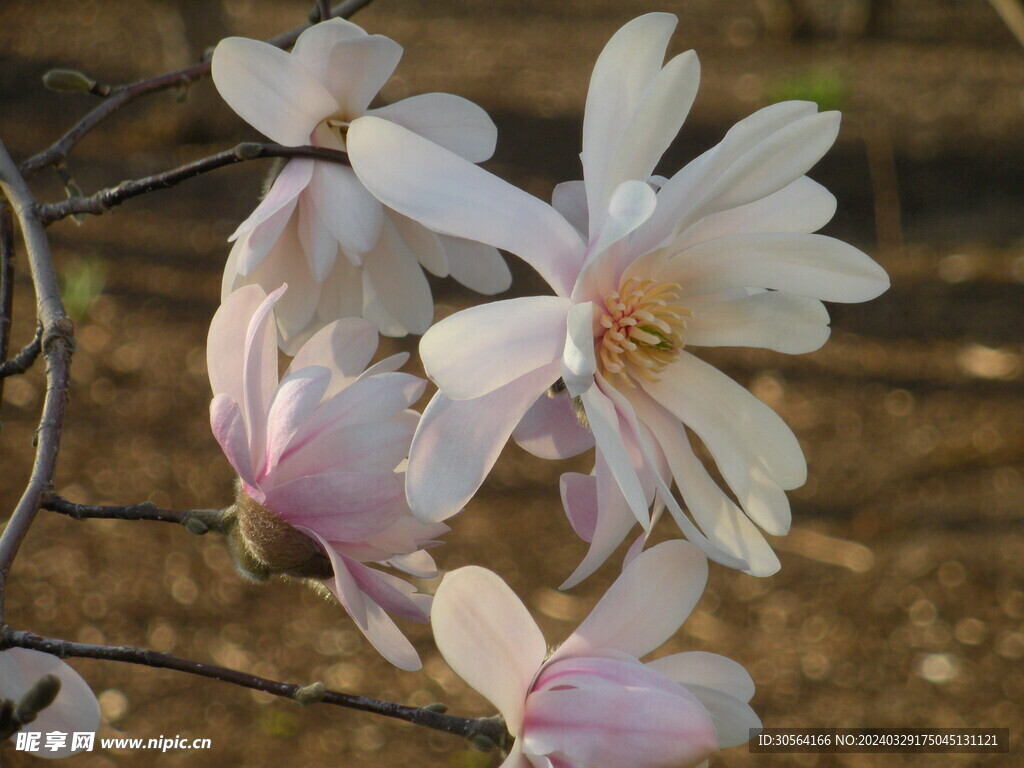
left=370, top=93, right=497, bottom=163
left=230, top=158, right=314, bottom=243
left=588, top=180, right=658, bottom=259
left=686, top=291, right=831, bottom=354
left=551, top=180, right=589, bottom=236
left=646, top=652, right=755, bottom=703
left=316, top=253, right=364, bottom=327
left=561, top=301, right=598, bottom=397
left=284, top=316, right=379, bottom=390
left=212, top=37, right=337, bottom=145
left=420, top=296, right=570, bottom=401
left=297, top=196, right=339, bottom=282
left=240, top=285, right=286, bottom=466
left=293, top=23, right=401, bottom=116
left=361, top=216, right=435, bottom=335
left=432, top=567, right=546, bottom=733
left=641, top=351, right=806, bottom=491
left=676, top=176, right=836, bottom=247
left=556, top=539, right=708, bottom=660
left=308, top=161, right=383, bottom=254
left=512, top=391, right=594, bottom=460
left=406, top=364, right=559, bottom=523
left=664, top=233, right=890, bottom=303
left=348, top=117, right=585, bottom=296
left=208, top=284, right=267, bottom=407
left=264, top=366, right=331, bottom=472
left=390, top=211, right=448, bottom=277
left=582, top=12, right=678, bottom=221
left=674, top=684, right=761, bottom=748
left=438, top=235, right=512, bottom=295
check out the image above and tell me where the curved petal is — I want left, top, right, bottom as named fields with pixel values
left=369, top=93, right=497, bottom=163
left=284, top=316, right=379, bottom=389
left=390, top=212, right=448, bottom=277
left=241, top=286, right=287, bottom=465
left=406, top=363, right=560, bottom=523
left=263, top=366, right=331, bottom=473
left=686, top=291, right=831, bottom=354
left=345, top=559, right=430, bottom=622
left=230, top=158, right=314, bottom=243
left=512, top=391, right=595, bottom=460
left=0, top=649, right=100, bottom=758
left=559, top=472, right=598, bottom=542
left=210, top=394, right=257, bottom=488
left=646, top=651, right=755, bottom=703
left=207, top=284, right=268, bottom=406
left=663, top=233, right=890, bottom=303
left=432, top=566, right=547, bottom=733
left=277, top=420, right=413, bottom=484
left=551, top=180, right=589, bottom=236
left=438, top=235, right=512, bottom=295
left=212, top=37, right=337, bottom=145
left=640, top=351, right=806, bottom=492
left=561, top=301, right=597, bottom=397
left=317, top=252, right=364, bottom=328
left=348, top=117, right=586, bottom=296
left=297, top=195, right=339, bottom=282
left=521, top=685, right=717, bottom=768
left=582, top=12, right=678, bottom=220
left=556, top=540, right=707, bottom=660
left=673, top=684, right=761, bottom=748
left=268, top=471, right=406, bottom=539
left=420, top=297, right=570, bottom=401
left=293, top=22, right=401, bottom=116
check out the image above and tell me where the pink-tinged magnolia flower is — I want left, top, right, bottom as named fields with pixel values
left=347, top=13, right=889, bottom=586
left=432, top=541, right=759, bottom=768
left=212, top=18, right=511, bottom=353
left=0, top=649, right=100, bottom=759
left=207, top=284, right=446, bottom=670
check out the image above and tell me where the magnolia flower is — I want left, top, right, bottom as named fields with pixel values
left=208, top=283, right=445, bottom=670
left=347, top=13, right=889, bottom=586
left=0, top=648, right=100, bottom=759
left=433, top=541, right=759, bottom=768
left=212, top=18, right=510, bottom=353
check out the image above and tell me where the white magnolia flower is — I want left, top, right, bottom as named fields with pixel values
left=348, top=13, right=889, bottom=586
left=212, top=18, right=511, bottom=353
left=432, top=541, right=760, bottom=768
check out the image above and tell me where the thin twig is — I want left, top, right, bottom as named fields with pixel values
left=0, top=203, right=14, bottom=406
left=38, top=143, right=349, bottom=225
left=17, top=0, right=378, bottom=179
left=0, top=141, right=74, bottom=623
left=0, top=326, right=43, bottom=379
left=41, top=495, right=228, bottom=534
left=1, top=629, right=509, bottom=745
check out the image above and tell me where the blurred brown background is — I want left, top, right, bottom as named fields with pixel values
left=1, top=0, right=1023, bottom=766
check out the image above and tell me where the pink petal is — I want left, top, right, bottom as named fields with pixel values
left=212, top=37, right=337, bottom=145
left=646, top=652, right=755, bottom=703
left=263, top=366, right=331, bottom=476
left=276, top=420, right=414, bottom=484
left=210, top=394, right=257, bottom=488
left=240, top=286, right=287, bottom=467
left=420, top=296, right=570, bottom=401
left=344, top=559, right=431, bottom=622
left=369, top=93, right=497, bottom=163
left=560, top=473, right=598, bottom=542
left=347, top=117, right=586, bottom=296
left=207, top=284, right=268, bottom=406
left=406, top=363, right=559, bottom=524
left=512, top=391, right=594, bottom=460
left=432, top=567, right=547, bottom=733
left=556, top=540, right=708, bottom=660
left=284, top=316, right=379, bottom=389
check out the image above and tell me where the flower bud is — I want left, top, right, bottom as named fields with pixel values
left=292, top=682, right=325, bottom=704
left=228, top=485, right=333, bottom=581
left=42, top=69, right=98, bottom=94
left=14, top=673, right=61, bottom=725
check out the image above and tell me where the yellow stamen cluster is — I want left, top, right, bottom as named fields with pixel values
left=597, top=278, right=691, bottom=386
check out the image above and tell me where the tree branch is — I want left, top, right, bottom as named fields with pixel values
left=0, top=203, right=14, bottom=406
left=37, top=144, right=349, bottom=225
left=17, top=0, right=378, bottom=179
left=41, top=495, right=228, bottom=534
left=0, top=326, right=43, bottom=379
left=1, top=629, right=509, bottom=746
left=0, top=141, right=73, bottom=623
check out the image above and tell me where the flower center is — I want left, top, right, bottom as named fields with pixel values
left=597, top=278, right=690, bottom=386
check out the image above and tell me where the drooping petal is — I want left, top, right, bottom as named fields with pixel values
left=685, top=291, right=831, bottom=354
left=406, top=363, right=560, bottom=523
left=345, top=559, right=431, bottom=622
left=432, top=567, right=547, bottom=733
left=230, top=158, right=314, bottom=243
left=521, top=685, right=717, bottom=768
left=556, top=540, right=707, bottom=660
left=369, top=93, right=497, bottom=163
left=582, top=12, right=677, bottom=220
left=438, top=235, right=512, bottom=295
left=308, top=161, right=383, bottom=254
left=348, top=117, right=586, bottom=296
left=361, top=216, right=436, bottom=335
left=662, top=233, right=891, bottom=303
left=317, top=253, right=364, bottom=329
left=211, top=37, right=338, bottom=145
left=292, top=23, right=401, bottom=116
left=512, top=391, right=595, bottom=460
left=390, top=211, right=448, bottom=277
left=297, top=195, right=339, bottom=282
left=0, top=649, right=100, bottom=758
left=420, top=297, right=570, bottom=401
